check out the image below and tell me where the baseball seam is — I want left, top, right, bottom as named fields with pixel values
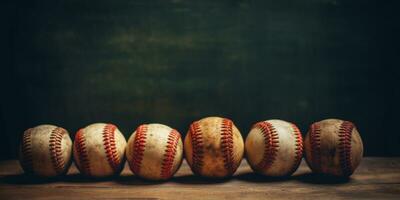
left=189, top=121, right=203, bottom=175
left=21, top=128, right=34, bottom=173
left=103, top=124, right=120, bottom=173
left=160, top=129, right=181, bottom=179
left=49, top=127, right=66, bottom=174
left=254, top=121, right=279, bottom=171
left=129, top=124, right=148, bottom=175
left=221, top=118, right=234, bottom=174
left=74, top=129, right=91, bottom=175
left=338, top=121, right=354, bottom=176
left=288, top=123, right=303, bottom=175
left=309, top=123, right=322, bottom=172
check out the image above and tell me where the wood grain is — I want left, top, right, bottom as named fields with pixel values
left=0, top=158, right=399, bottom=199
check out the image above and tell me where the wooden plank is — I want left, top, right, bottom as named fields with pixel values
left=0, top=158, right=399, bottom=199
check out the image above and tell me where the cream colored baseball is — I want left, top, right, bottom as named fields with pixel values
left=126, top=123, right=183, bottom=180
left=245, top=119, right=303, bottom=177
left=304, top=119, right=364, bottom=176
left=19, top=124, right=72, bottom=177
left=184, top=116, right=244, bottom=178
left=73, top=123, right=126, bottom=177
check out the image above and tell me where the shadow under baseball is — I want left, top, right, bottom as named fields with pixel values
left=0, top=171, right=351, bottom=185
left=235, top=171, right=351, bottom=184
left=295, top=172, right=351, bottom=184
left=62, top=173, right=125, bottom=183
left=114, top=175, right=167, bottom=185
left=172, top=174, right=234, bottom=185
left=0, top=173, right=63, bottom=184
left=235, top=171, right=302, bottom=183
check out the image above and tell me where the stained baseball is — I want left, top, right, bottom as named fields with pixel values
left=19, top=124, right=72, bottom=177
left=304, top=119, right=364, bottom=176
left=184, top=116, right=244, bottom=178
left=126, top=123, right=183, bottom=180
left=73, top=123, right=126, bottom=177
left=245, top=119, right=303, bottom=177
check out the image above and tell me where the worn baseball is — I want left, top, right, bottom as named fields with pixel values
left=245, top=119, right=303, bottom=177
left=73, top=123, right=126, bottom=177
left=184, top=116, right=244, bottom=178
left=19, top=124, right=72, bottom=177
left=126, top=123, right=183, bottom=180
left=304, top=119, right=364, bottom=176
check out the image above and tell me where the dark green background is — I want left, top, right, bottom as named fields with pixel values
left=1, top=0, right=399, bottom=159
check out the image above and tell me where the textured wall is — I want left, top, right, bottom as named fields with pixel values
left=1, top=0, right=399, bottom=159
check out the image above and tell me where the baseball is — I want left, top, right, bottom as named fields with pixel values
left=19, top=124, right=72, bottom=177
left=126, top=123, right=183, bottom=180
left=304, top=119, right=364, bottom=176
left=73, top=123, right=126, bottom=177
left=184, top=116, right=244, bottom=178
left=245, top=119, right=303, bottom=177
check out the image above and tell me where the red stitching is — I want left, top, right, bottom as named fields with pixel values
left=20, top=128, right=34, bottom=173
left=254, top=121, right=279, bottom=171
left=129, top=124, right=148, bottom=175
left=103, top=124, right=121, bottom=173
left=309, top=123, right=322, bottom=172
left=221, top=118, right=234, bottom=174
left=74, top=129, right=91, bottom=175
left=160, top=129, right=181, bottom=179
left=189, top=121, right=203, bottom=174
left=338, top=121, right=354, bottom=176
left=288, top=123, right=303, bottom=175
left=49, top=127, right=67, bottom=174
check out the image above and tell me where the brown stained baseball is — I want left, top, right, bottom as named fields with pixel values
left=126, top=123, right=183, bottom=180
left=245, top=119, right=303, bottom=177
left=184, top=116, right=244, bottom=178
left=73, top=123, right=126, bottom=177
left=304, top=119, right=364, bottom=177
left=19, top=125, right=72, bottom=177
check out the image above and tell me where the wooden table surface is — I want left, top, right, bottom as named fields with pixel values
left=0, top=157, right=399, bottom=199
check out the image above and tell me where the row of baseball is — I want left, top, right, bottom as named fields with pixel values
left=19, top=117, right=364, bottom=180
